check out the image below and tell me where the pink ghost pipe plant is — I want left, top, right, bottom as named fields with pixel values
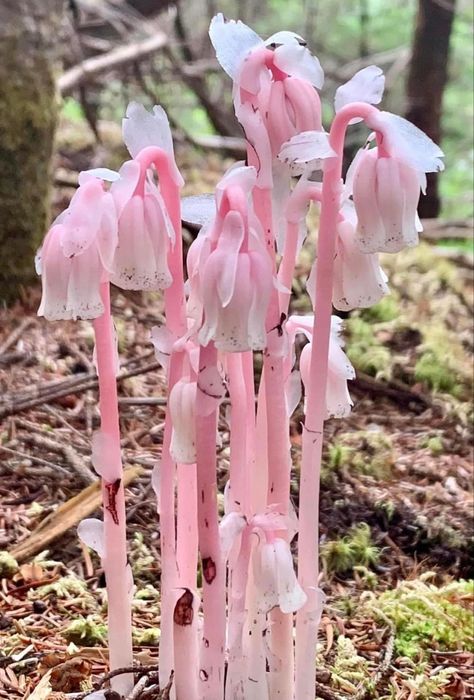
left=37, top=103, right=185, bottom=697
left=36, top=12, right=446, bottom=700
left=209, top=14, right=444, bottom=700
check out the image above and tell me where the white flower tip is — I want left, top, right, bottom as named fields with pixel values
left=335, top=65, right=385, bottom=114
left=209, top=13, right=263, bottom=80
left=77, top=518, right=104, bottom=558
left=278, top=131, right=336, bottom=168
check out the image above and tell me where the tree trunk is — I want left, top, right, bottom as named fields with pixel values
left=0, top=0, right=64, bottom=304
left=405, top=0, right=456, bottom=218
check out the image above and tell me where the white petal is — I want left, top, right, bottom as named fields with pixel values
left=91, top=429, right=121, bottom=481
left=78, top=168, right=121, bottom=184
left=273, top=539, right=307, bottom=613
left=209, top=13, right=263, bottom=80
left=150, top=325, right=175, bottom=372
left=278, top=131, right=335, bottom=168
left=273, top=43, right=324, bottom=89
left=265, top=31, right=305, bottom=47
left=151, top=461, right=161, bottom=514
left=219, top=512, right=246, bottom=562
left=77, top=518, right=104, bottom=558
left=181, top=194, right=216, bottom=229
left=372, top=111, right=445, bottom=173
left=285, top=369, right=302, bottom=417
left=122, top=102, right=183, bottom=186
left=335, top=65, right=385, bottom=116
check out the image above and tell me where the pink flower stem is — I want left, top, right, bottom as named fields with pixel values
left=295, top=102, right=379, bottom=700
left=254, top=183, right=294, bottom=699
left=196, top=342, right=226, bottom=699
left=136, top=146, right=199, bottom=697
left=92, top=281, right=133, bottom=697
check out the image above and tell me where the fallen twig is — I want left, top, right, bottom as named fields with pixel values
left=9, top=465, right=142, bottom=562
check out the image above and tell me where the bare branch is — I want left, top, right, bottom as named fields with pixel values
left=58, top=33, right=168, bottom=95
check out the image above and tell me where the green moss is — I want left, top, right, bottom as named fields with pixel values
left=327, top=430, right=394, bottom=480
left=360, top=294, right=400, bottom=323
left=0, top=36, right=58, bottom=303
left=346, top=317, right=391, bottom=377
left=0, top=551, right=19, bottom=578
left=133, top=627, right=160, bottom=645
left=321, top=523, right=380, bottom=576
left=419, top=434, right=444, bottom=455
left=365, top=577, right=474, bottom=660
left=64, top=615, right=107, bottom=646
left=130, top=533, right=155, bottom=582
left=415, top=352, right=459, bottom=394
left=330, top=635, right=372, bottom=694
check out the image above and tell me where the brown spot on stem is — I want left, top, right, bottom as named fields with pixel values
left=173, top=588, right=194, bottom=626
left=202, top=556, right=217, bottom=584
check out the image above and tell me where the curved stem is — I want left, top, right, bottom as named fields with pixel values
left=295, top=101, right=379, bottom=700
left=92, top=282, right=133, bottom=697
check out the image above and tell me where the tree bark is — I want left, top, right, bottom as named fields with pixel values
left=405, top=0, right=456, bottom=218
left=0, top=0, right=64, bottom=304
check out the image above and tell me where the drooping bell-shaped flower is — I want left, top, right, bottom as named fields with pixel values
left=350, top=146, right=424, bottom=253
left=253, top=537, right=307, bottom=614
left=306, top=203, right=389, bottom=311
left=37, top=175, right=117, bottom=321
left=168, top=343, right=225, bottom=464
left=109, top=158, right=175, bottom=290
left=187, top=165, right=273, bottom=352
left=286, top=315, right=355, bottom=419
left=106, top=103, right=182, bottom=291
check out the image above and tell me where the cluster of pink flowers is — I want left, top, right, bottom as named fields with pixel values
left=37, top=13, right=443, bottom=700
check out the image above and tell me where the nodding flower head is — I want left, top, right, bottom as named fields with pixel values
left=107, top=102, right=182, bottom=291
left=350, top=146, right=424, bottom=254
left=187, top=165, right=273, bottom=352
left=286, top=315, right=355, bottom=420
left=37, top=174, right=117, bottom=321
left=209, top=14, right=323, bottom=185
left=349, top=110, right=444, bottom=254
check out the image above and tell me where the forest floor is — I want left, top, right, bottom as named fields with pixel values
left=0, top=128, right=473, bottom=699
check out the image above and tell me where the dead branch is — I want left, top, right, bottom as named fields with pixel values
left=353, top=372, right=431, bottom=412
left=9, top=465, right=142, bottom=562
left=58, top=33, right=168, bottom=95
left=0, top=359, right=161, bottom=420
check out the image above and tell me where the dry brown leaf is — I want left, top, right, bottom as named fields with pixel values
left=26, top=670, right=52, bottom=700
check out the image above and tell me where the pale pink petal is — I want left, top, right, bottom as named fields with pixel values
left=122, top=102, right=183, bottom=186
left=67, top=244, right=104, bottom=320
left=335, top=65, right=385, bottom=115
left=96, top=192, right=118, bottom=271
left=219, top=512, right=246, bottom=562
left=333, top=220, right=389, bottom=311
left=78, top=168, right=121, bottom=184
left=285, top=369, right=302, bottom=417
left=215, top=163, right=257, bottom=209
left=273, top=43, right=324, bottom=89
left=91, top=429, right=122, bottom=481
left=254, top=538, right=307, bottom=614
left=214, top=211, right=245, bottom=306
left=37, top=226, right=71, bottom=321
left=60, top=180, right=105, bottom=258
left=169, top=379, right=197, bottom=464
left=150, top=325, right=175, bottom=372
left=370, top=111, right=444, bottom=173
left=77, top=518, right=105, bottom=558
left=209, top=13, right=263, bottom=80
left=151, top=461, right=161, bottom=514
left=110, top=160, right=141, bottom=216
left=352, top=149, right=386, bottom=253
left=181, top=193, right=216, bottom=229
left=278, top=130, right=335, bottom=174
left=235, top=98, right=273, bottom=188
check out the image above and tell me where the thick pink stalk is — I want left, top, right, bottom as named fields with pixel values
left=196, top=342, right=226, bottom=699
left=295, top=102, right=379, bottom=700
left=136, top=146, right=200, bottom=697
left=225, top=353, right=251, bottom=697
left=255, top=179, right=294, bottom=699
left=92, top=282, right=133, bottom=697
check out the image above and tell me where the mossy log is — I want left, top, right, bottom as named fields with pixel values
left=0, top=1, right=64, bottom=304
